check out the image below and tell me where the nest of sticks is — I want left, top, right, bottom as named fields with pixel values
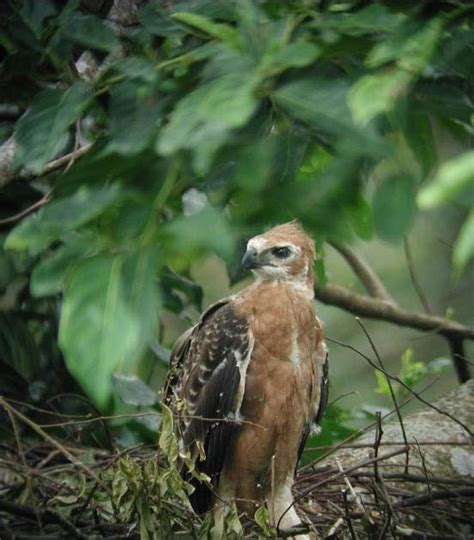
left=0, top=395, right=473, bottom=540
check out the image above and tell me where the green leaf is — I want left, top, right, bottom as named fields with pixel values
left=112, top=374, right=157, bottom=406
left=30, top=232, right=97, bottom=297
left=234, top=139, right=276, bottom=192
left=61, top=13, right=120, bottom=52
left=6, top=186, right=119, bottom=254
left=453, top=209, right=474, bottom=275
left=261, top=40, right=320, bottom=75
left=274, top=78, right=351, bottom=138
left=163, top=207, right=235, bottom=261
left=344, top=195, right=373, bottom=240
left=59, top=254, right=139, bottom=409
left=374, top=369, right=390, bottom=397
left=157, top=74, right=258, bottom=173
left=20, top=0, right=57, bottom=36
left=139, top=3, right=186, bottom=38
left=316, top=4, right=405, bottom=36
left=403, top=111, right=437, bottom=179
left=121, top=245, right=161, bottom=347
left=14, top=83, right=91, bottom=172
left=107, top=81, right=162, bottom=156
left=417, top=151, right=474, bottom=208
left=348, top=70, right=411, bottom=126
left=373, top=175, right=416, bottom=242
left=254, top=505, right=273, bottom=536
left=59, top=247, right=160, bottom=410
left=112, top=56, right=158, bottom=83
left=399, top=348, right=426, bottom=389
left=159, top=405, right=178, bottom=464
left=367, top=18, right=442, bottom=73
left=171, top=12, right=243, bottom=50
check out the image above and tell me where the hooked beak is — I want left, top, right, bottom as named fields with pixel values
left=241, top=249, right=260, bottom=272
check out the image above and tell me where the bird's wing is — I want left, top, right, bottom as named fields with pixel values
left=164, top=298, right=253, bottom=511
left=296, top=319, right=329, bottom=467
left=313, top=348, right=329, bottom=426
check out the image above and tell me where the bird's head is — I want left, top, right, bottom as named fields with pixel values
left=242, top=220, right=316, bottom=293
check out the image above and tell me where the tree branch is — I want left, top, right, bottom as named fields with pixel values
left=330, top=242, right=395, bottom=303
left=316, top=242, right=472, bottom=381
left=0, top=141, right=93, bottom=189
left=314, top=282, right=474, bottom=340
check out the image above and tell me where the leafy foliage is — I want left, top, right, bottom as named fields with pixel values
left=1, top=0, right=473, bottom=432
left=375, top=348, right=450, bottom=401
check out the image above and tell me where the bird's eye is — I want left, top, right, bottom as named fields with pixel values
left=272, top=247, right=291, bottom=259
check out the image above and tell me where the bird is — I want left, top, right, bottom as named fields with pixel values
left=164, top=220, right=328, bottom=535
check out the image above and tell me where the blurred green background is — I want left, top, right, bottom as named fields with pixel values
left=0, top=0, right=473, bottom=449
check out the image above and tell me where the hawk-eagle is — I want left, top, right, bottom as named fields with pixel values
left=165, top=221, right=328, bottom=534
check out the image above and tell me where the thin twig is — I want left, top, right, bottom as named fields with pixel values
left=414, top=437, right=433, bottom=502
left=404, top=238, right=432, bottom=314
left=348, top=471, right=474, bottom=487
left=373, top=412, right=383, bottom=489
left=0, top=499, right=88, bottom=540
left=0, top=191, right=51, bottom=226
left=343, top=489, right=359, bottom=540
left=336, top=458, right=368, bottom=517
left=356, top=317, right=410, bottom=473
left=0, top=397, right=109, bottom=493
left=20, top=143, right=93, bottom=181
left=278, top=448, right=407, bottom=530
left=394, top=487, right=474, bottom=508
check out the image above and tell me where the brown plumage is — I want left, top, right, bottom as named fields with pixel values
left=164, top=221, right=328, bottom=535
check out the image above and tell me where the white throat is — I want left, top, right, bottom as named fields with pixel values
left=252, top=267, right=314, bottom=299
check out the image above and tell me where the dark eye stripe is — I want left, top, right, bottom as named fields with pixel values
left=271, top=246, right=291, bottom=259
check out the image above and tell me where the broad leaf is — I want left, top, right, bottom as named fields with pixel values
left=171, top=12, right=243, bottom=50
left=14, top=83, right=91, bottom=172
left=417, top=151, right=474, bottom=208
left=261, top=41, right=320, bottom=75
left=30, top=232, right=97, bottom=297
left=315, top=4, right=405, bottom=36
left=121, top=245, right=161, bottom=347
left=20, top=0, right=57, bottom=36
left=163, top=207, right=235, bottom=261
left=453, top=209, right=474, bottom=275
left=157, top=74, right=258, bottom=173
left=59, top=247, right=160, bottom=410
left=373, top=175, right=416, bottom=242
left=61, top=13, right=120, bottom=52
left=112, top=374, right=157, bottom=406
left=403, top=110, right=437, bottom=179
left=367, top=18, right=442, bottom=73
left=59, top=254, right=140, bottom=409
left=344, top=194, right=374, bottom=240
left=348, top=70, right=410, bottom=126
left=107, top=81, right=162, bottom=156
left=272, top=77, right=385, bottom=156
left=6, top=185, right=119, bottom=254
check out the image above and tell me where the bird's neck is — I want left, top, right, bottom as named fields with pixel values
left=252, top=270, right=315, bottom=300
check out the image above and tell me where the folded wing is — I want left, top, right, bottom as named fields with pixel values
left=164, top=299, right=253, bottom=513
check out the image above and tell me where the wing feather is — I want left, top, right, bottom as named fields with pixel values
left=164, top=298, right=252, bottom=513
left=297, top=339, right=329, bottom=467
